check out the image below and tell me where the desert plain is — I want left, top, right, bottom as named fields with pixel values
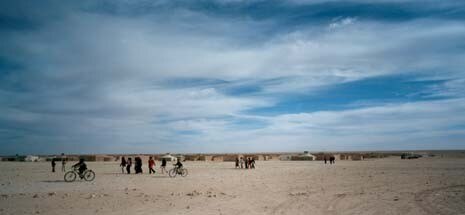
left=1, top=156, right=465, bottom=215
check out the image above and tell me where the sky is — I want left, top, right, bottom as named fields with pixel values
left=1, top=0, right=465, bottom=155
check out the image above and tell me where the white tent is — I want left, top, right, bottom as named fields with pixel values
left=25, top=155, right=39, bottom=162
left=161, top=154, right=177, bottom=162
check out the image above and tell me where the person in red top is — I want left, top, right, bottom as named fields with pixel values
left=148, top=157, right=156, bottom=174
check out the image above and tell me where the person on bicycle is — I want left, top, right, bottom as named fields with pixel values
left=72, top=158, right=87, bottom=177
left=175, top=158, right=183, bottom=174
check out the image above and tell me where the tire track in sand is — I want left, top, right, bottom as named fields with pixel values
left=415, top=185, right=465, bottom=215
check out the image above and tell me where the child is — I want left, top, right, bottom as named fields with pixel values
left=160, top=158, right=167, bottom=174
left=148, top=157, right=156, bottom=174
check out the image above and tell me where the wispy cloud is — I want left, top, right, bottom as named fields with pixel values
left=1, top=0, right=465, bottom=154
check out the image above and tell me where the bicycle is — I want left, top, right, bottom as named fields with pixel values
left=64, top=166, right=95, bottom=182
left=168, top=166, right=188, bottom=178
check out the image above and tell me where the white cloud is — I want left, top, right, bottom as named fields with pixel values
left=328, top=17, right=357, bottom=30
left=2, top=1, right=465, bottom=153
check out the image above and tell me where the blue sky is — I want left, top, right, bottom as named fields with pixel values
left=1, top=0, right=465, bottom=155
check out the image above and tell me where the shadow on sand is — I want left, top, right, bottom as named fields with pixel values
left=152, top=175, right=169, bottom=178
left=102, top=173, right=125, bottom=175
left=41, top=180, right=67, bottom=183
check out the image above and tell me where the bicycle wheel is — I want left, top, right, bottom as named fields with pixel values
left=83, top=170, right=95, bottom=181
left=168, top=168, right=177, bottom=178
left=181, top=169, right=188, bottom=177
left=64, top=171, right=77, bottom=182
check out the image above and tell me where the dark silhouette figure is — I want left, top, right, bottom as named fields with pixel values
left=324, top=156, right=327, bottom=164
left=175, top=159, right=183, bottom=174
left=175, top=159, right=183, bottom=169
left=61, top=154, right=67, bottom=172
left=120, top=157, right=127, bottom=173
left=148, top=157, right=156, bottom=174
left=235, top=157, right=239, bottom=168
left=135, top=157, right=143, bottom=174
left=126, top=158, right=132, bottom=174
left=245, top=157, right=249, bottom=169
left=161, top=158, right=167, bottom=174
left=72, top=158, right=87, bottom=177
left=240, top=157, right=244, bottom=168
left=251, top=158, right=256, bottom=169
left=51, top=158, right=56, bottom=172
left=330, top=156, right=335, bottom=164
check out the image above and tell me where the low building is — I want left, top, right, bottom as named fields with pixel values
left=223, top=154, right=242, bottom=162
left=291, top=152, right=315, bottom=161
left=95, top=155, right=115, bottom=162
left=339, top=154, right=364, bottom=161
left=184, top=154, right=201, bottom=161
left=198, top=155, right=212, bottom=161
left=279, top=154, right=293, bottom=161
left=211, top=156, right=224, bottom=162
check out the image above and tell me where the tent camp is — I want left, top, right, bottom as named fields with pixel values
left=25, top=155, right=40, bottom=162
left=160, top=154, right=177, bottom=162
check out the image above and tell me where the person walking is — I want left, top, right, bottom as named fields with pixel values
left=61, top=157, right=66, bottom=172
left=235, top=157, right=239, bottom=168
left=245, top=157, right=249, bottom=169
left=148, top=157, right=156, bottom=174
left=51, top=158, right=56, bottom=172
left=126, top=157, right=132, bottom=174
left=240, top=157, right=244, bottom=169
left=120, top=157, right=127, bottom=173
left=160, top=158, right=167, bottom=174
left=324, top=156, right=327, bottom=164
left=251, top=158, right=256, bottom=169
left=135, top=157, right=143, bottom=174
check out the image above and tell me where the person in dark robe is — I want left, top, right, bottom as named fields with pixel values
left=126, top=158, right=132, bottom=174
left=134, top=157, right=143, bottom=174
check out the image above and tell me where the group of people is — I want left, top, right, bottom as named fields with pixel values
left=324, top=156, right=336, bottom=164
left=51, top=157, right=87, bottom=176
left=50, top=157, right=68, bottom=173
left=120, top=156, right=173, bottom=174
left=235, top=157, right=256, bottom=169
left=50, top=154, right=68, bottom=173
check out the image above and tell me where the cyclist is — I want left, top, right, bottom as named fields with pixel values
left=72, top=158, right=87, bottom=178
left=174, top=158, right=183, bottom=174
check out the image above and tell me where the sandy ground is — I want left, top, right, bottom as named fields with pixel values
left=1, top=157, right=465, bottom=215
